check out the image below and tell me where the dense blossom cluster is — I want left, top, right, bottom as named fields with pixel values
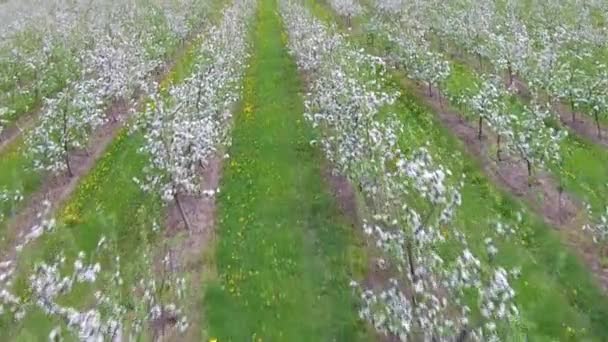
left=370, top=0, right=608, bottom=135
left=2, top=234, right=189, bottom=340
left=328, top=0, right=363, bottom=20
left=281, top=1, right=520, bottom=340
left=23, top=0, right=208, bottom=177
left=0, top=0, right=209, bottom=132
left=135, top=0, right=254, bottom=230
left=367, top=0, right=568, bottom=185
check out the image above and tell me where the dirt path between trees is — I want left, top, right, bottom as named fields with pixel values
left=558, top=108, right=608, bottom=147
left=155, top=154, right=223, bottom=341
left=396, top=75, right=608, bottom=291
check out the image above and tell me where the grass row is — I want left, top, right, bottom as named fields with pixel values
left=204, top=0, right=368, bottom=340
left=305, top=1, right=608, bottom=340
left=0, top=138, right=41, bottom=244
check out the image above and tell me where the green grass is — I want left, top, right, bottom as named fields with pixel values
left=0, top=139, right=42, bottom=243
left=1, top=131, right=160, bottom=340
left=0, top=39, right=79, bottom=125
left=304, top=1, right=608, bottom=340
left=204, top=0, right=368, bottom=340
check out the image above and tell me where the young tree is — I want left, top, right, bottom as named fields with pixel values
left=410, top=50, right=451, bottom=101
left=328, top=0, right=363, bottom=27
left=577, top=64, right=608, bottom=138
left=551, top=60, right=585, bottom=122
left=509, top=104, right=566, bottom=186
left=136, top=97, right=200, bottom=232
left=486, top=11, right=530, bottom=88
left=27, top=80, right=105, bottom=177
left=462, top=76, right=512, bottom=160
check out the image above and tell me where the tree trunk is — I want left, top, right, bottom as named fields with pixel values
left=526, top=160, right=532, bottom=187
left=405, top=240, right=418, bottom=307
left=478, top=116, right=483, bottom=140
left=456, top=327, right=469, bottom=342
left=595, top=112, right=602, bottom=139
left=507, top=62, right=514, bottom=87
left=196, top=82, right=203, bottom=110
left=174, top=193, right=192, bottom=231
left=428, top=82, right=433, bottom=97
left=34, top=70, right=39, bottom=100
left=477, top=53, right=483, bottom=72
left=496, top=134, right=501, bottom=161
left=558, top=183, right=564, bottom=223
left=62, top=104, right=73, bottom=177
left=570, top=98, right=576, bottom=122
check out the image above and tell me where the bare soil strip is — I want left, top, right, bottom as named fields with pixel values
left=558, top=108, right=608, bottom=147
left=397, top=75, right=608, bottom=290
left=155, top=154, right=222, bottom=341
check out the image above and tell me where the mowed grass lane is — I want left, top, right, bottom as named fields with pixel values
left=204, top=0, right=368, bottom=340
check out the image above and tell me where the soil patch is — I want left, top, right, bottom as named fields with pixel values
left=154, top=154, right=223, bottom=340
left=323, top=166, right=361, bottom=226
left=557, top=106, right=608, bottom=147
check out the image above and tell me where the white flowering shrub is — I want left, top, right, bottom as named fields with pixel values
left=1, top=231, right=189, bottom=341
left=26, top=82, right=106, bottom=176
left=135, top=0, right=254, bottom=231
left=509, top=104, right=567, bottom=184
